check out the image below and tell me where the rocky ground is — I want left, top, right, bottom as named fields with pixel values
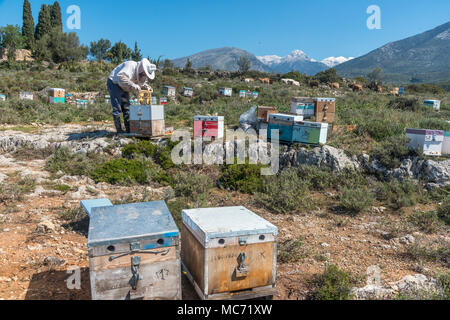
left=0, top=123, right=448, bottom=300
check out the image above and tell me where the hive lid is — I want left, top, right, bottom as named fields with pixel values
left=182, top=206, right=278, bottom=244
left=81, top=198, right=113, bottom=217
left=88, top=201, right=179, bottom=248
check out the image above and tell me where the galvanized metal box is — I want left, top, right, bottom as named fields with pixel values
left=406, top=128, right=444, bottom=156
left=193, top=116, right=224, bottom=139
left=268, top=113, right=304, bottom=143
left=87, top=201, right=181, bottom=300
left=19, top=92, right=34, bottom=100
left=181, top=206, right=278, bottom=300
left=293, top=121, right=329, bottom=145
left=424, top=100, right=441, bottom=111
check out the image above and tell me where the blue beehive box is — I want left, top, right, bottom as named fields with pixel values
left=86, top=200, right=181, bottom=300
left=268, top=113, right=304, bottom=143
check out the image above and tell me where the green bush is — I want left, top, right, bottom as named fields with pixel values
left=0, top=176, right=36, bottom=205
left=256, top=168, right=311, bottom=214
left=372, top=135, right=416, bottom=169
left=355, top=119, right=405, bottom=142
left=172, top=171, right=213, bottom=200
left=90, top=159, right=149, bottom=185
left=307, top=264, right=354, bottom=300
left=122, top=140, right=158, bottom=159
left=338, top=187, right=373, bottom=215
left=219, top=163, right=265, bottom=194
left=376, top=179, right=422, bottom=210
left=388, top=97, right=424, bottom=112
left=45, top=147, right=102, bottom=177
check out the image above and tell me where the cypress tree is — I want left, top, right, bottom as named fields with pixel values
left=35, top=4, right=51, bottom=40
left=131, top=41, right=142, bottom=61
left=49, top=1, right=63, bottom=32
left=22, top=0, right=35, bottom=49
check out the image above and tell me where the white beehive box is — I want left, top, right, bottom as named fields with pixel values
left=443, top=132, right=450, bottom=156
left=181, top=206, right=278, bottom=300
left=19, top=92, right=34, bottom=100
left=0, top=94, right=6, bottom=101
left=291, top=97, right=315, bottom=118
left=406, top=128, right=444, bottom=156
left=424, top=100, right=441, bottom=111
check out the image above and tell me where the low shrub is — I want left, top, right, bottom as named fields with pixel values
left=219, top=163, right=265, bottom=194
left=355, top=119, right=405, bottom=142
left=45, top=147, right=102, bottom=177
left=388, top=97, right=424, bottom=112
left=338, top=187, right=373, bottom=215
left=408, top=211, right=443, bottom=234
left=172, top=171, right=214, bottom=200
left=406, top=243, right=450, bottom=268
left=372, top=135, right=416, bottom=169
left=278, top=238, right=310, bottom=263
left=256, top=168, right=312, bottom=214
left=307, top=264, right=355, bottom=300
left=376, top=179, right=422, bottom=210
left=437, top=197, right=450, bottom=226
left=0, top=176, right=36, bottom=205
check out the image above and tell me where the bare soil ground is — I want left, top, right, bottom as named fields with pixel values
left=0, top=125, right=448, bottom=300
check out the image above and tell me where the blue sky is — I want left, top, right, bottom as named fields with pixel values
left=0, top=0, right=449, bottom=60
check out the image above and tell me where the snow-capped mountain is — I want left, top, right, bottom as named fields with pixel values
left=256, top=50, right=352, bottom=75
left=321, top=56, right=355, bottom=68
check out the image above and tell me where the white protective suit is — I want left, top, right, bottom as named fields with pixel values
left=108, top=59, right=155, bottom=93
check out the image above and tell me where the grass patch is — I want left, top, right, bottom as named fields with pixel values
left=407, top=211, right=444, bottom=234
left=57, top=206, right=89, bottom=236
left=406, top=242, right=450, bottom=268
left=437, top=197, right=450, bottom=226
left=45, top=147, right=103, bottom=177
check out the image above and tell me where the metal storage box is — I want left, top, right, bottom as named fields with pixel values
left=315, top=98, right=335, bottom=124
left=406, top=128, right=444, bottom=156
left=443, top=132, right=450, bottom=156
left=87, top=201, right=181, bottom=300
left=267, top=113, right=304, bottom=143
left=291, top=97, right=315, bottom=118
left=19, top=92, right=34, bottom=100
left=163, top=86, right=176, bottom=98
left=182, top=87, right=193, bottom=97
left=194, top=116, right=224, bottom=139
left=181, top=206, right=278, bottom=300
left=424, top=100, right=441, bottom=111
left=293, top=121, right=329, bottom=145
left=257, top=106, right=278, bottom=123
left=130, top=105, right=165, bottom=137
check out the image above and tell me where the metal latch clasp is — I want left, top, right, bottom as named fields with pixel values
left=235, top=252, right=249, bottom=278
left=130, top=256, right=142, bottom=290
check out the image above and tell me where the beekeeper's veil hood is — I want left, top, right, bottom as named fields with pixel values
left=137, top=58, right=156, bottom=80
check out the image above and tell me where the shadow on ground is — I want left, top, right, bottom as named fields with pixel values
left=66, top=130, right=114, bottom=142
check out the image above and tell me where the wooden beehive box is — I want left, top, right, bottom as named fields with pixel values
left=181, top=206, right=278, bottom=300
left=315, top=98, right=335, bottom=123
left=130, top=105, right=165, bottom=137
left=257, top=106, right=278, bottom=123
left=86, top=200, right=181, bottom=300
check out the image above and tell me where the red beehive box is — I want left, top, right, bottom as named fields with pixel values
left=193, top=116, right=224, bottom=139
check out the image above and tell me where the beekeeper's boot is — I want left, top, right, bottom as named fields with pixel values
left=113, top=116, right=124, bottom=134
left=123, top=110, right=131, bottom=133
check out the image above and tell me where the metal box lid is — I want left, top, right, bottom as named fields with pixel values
left=182, top=206, right=278, bottom=244
left=315, top=98, right=336, bottom=102
left=88, top=201, right=179, bottom=248
left=81, top=198, right=113, bottom=217
left=295, top=121, right=329, bottom=129
left=194, top=115, right=224, bottom=121
left=269, top=113, right=304, bottom=122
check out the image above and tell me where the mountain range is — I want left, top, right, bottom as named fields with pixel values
left=171, top=21, right=450, bottom=83
left=171, top=47, right=353, bottom=75
left=336, top=21, right=450, bottom=83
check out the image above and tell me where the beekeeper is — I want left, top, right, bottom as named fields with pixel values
left=107, top=58, right=157, bottom=133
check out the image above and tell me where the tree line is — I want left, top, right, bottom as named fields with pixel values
left=0, top=0, right=147, bottom=65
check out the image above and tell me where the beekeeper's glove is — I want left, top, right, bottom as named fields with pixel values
left=132, top=83, right=141, bottom=93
